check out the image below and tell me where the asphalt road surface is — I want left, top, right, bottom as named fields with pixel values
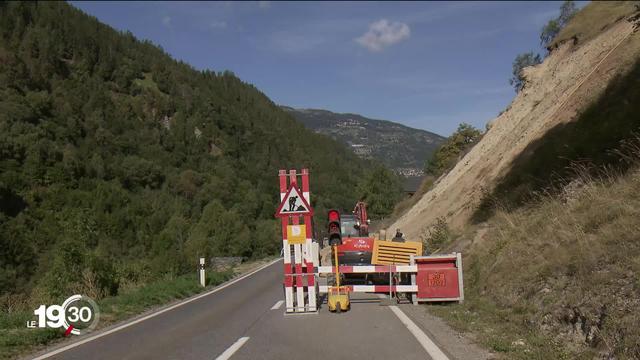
left=30, top=259, right=487, bottom=360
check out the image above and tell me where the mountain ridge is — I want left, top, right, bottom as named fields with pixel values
left=282, top=106, right=446, bottom=176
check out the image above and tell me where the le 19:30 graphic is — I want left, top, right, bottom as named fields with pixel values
left=27, top=295, right=100, bottom=336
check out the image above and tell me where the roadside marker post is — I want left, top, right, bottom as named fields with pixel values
left=277, top=169, right=318, bottom=314
left=199, top=257, right=206, bottom=287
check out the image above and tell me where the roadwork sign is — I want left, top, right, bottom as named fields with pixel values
left=275, top=184, right=313, bottom=217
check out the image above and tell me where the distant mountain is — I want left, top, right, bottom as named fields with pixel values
left=282, top=107, right=446, bottom=176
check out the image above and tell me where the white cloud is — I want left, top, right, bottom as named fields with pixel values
left=258, top=1, right=270, bottom=9
left=162, top=16, right=171, bottom=27
left=210, top=20, right=227, bottom=29
left=356, top=19, right=410, bottom=52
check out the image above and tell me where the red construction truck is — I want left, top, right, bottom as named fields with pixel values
left=332, top=202, right=379, bottom=283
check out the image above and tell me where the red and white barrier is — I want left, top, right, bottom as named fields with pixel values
left=318, top=285, right=418, bottom=293
left=316, top=253, right=464, bottom=303
left=317, top=265, right=417, bottom=274
left=414, top=253, right=464, bottom=303
left=277, top=169, right=464, bottom=312
left=278, top=169, right=317, bottom=313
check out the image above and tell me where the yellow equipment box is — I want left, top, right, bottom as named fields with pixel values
left=371, top=240, right=423, bottom=265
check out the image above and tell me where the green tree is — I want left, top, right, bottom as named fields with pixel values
left=425, top=123, right=482, bottom=177
left=251, top=219, right=280, bottom=257
left=186, top=201, right=251, bottom=259
left=558, top=1, right=578, bottom=27
left=509, top=52, right=542, bottom=92
left=540, top=19, right=561, bottom=48
left=0, top=1, right=371, bottom=301
left=540, top=0, right=578, bottom=48
left=357, top=166, right=403, bottom=219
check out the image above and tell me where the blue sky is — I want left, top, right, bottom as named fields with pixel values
left=71, top=1, right=580, bottom=136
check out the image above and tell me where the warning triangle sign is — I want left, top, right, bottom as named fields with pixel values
left=275, top=184, right=313, bottom=217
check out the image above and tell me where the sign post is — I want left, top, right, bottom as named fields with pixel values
left=276, top=169, right=317, bottom=313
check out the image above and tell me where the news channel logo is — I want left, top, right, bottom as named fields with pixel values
left=27, top=295, right=100, bottom=336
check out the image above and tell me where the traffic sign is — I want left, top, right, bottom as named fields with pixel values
left=275, top=184, right=313, bottom=217
left=286, top=225, right=306, bottom=244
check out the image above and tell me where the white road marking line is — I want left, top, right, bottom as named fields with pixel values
left=389, top=305, right=450, bottom=360
left=270, top=300, right=284, bottom=310
left=32, top=258, right=281, bottom=360
left=215, top=337, right=250, bottom=360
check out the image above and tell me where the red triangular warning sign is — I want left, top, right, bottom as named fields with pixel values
left=275, top=184, right=313, bottom=218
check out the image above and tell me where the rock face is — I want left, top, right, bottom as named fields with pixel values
left=282, top=107, right=445, bottom=177
left=389, top=16, right=640, bottom=239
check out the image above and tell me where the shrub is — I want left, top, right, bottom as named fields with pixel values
left=420, top=217, right=450, bottom=253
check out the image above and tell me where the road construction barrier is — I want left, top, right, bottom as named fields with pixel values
left=276, top=169, right=463, bottom=313
left=316, top=253, right=464, bottom=303
left=371, top=240, right=422, bottom=265
left=414, top=253, right=464, bottom=303
left=277, top=169, right=318, bottom=313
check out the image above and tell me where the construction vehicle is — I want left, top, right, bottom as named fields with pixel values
left=334, top=201, right=421, bottom=285
left=327, top=209, right=350, bottom=312
left=333, top=201, right=379, bottom=283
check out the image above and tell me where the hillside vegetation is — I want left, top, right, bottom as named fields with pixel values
left=0, top=2, right=386, bottom=308
left=551, top=1, right=640, bottom=48
left=388, top=1, right=640, bottom=358
left=435, top=157, right=640, bottom=359
left=390, top=1, right=640, bottom=238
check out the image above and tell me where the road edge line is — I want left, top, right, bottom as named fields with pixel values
left=388, top=305, right=450, bottom=360
left=214, top=336, right=250, bottom=360
left=31, top=258, right=281, bottom=360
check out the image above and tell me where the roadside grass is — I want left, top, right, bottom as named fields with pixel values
left=427, top=299, right=582, bottom=359
left=430, top=165, right=640, bottom=358
left=98, top=270, right=232, bottom=323
left=0, top=270, right=232, bottom=360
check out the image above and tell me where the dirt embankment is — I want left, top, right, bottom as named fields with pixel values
left=389, top=16, right=640, bottom=241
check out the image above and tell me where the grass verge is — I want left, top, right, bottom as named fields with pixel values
left=430, top=165, right=640, bottom=359
left=0, top=270, right=232, bottom=360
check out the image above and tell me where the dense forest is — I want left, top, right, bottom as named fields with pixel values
left=0, top=2, right=401, bottom=303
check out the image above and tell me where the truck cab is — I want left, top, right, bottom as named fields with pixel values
left=337, top=214, right=374, bottom=277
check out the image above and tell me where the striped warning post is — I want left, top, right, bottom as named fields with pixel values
left=301, top=169, right=317, bottom=312
left=279, top=170, right=295, bottom=312
left=278, top=169, right=317, bottom=314
left=288, top=170, right=305, bottom=312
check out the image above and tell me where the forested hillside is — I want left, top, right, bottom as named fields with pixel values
left=0, top=2, right=386, bottom=302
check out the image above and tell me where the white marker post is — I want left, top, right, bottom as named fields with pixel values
left=199, top=257, right=206, bottom=287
